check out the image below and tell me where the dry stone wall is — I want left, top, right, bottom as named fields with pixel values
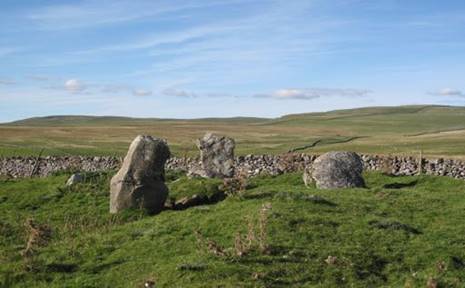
left=0, top=156, right=121, bottom=178
left=2, top=153, right=465, bottom=180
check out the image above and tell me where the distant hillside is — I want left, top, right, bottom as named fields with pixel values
left=4, top=105, right=464, bottom=127
left=267, top=105, right=465, bottom=134
left=4, top=115, right=269, bottom=127
left=2, top=105, right=465, bottom=158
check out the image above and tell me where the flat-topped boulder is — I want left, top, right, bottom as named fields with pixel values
left=110, top=135, right=170, bottom=214
left=195, top=133, right=235, bottom=178
left=311, top=151, right=365, bottom=189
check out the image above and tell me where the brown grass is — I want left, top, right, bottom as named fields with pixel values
left=22, top=218, right=52, bottom=257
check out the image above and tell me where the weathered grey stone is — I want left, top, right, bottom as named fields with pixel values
left=110, top=135, right=170, bottom=214
left=195, top=133, right=235, bottom=178
left=311, top=151, right=365, bottom=189
left=66, top=173, right=84, bottom=186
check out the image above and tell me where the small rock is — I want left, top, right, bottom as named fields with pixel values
left=66, top=173, right=84, bottom=186
left=175, top=194, right=208, bottom=210
left=325, top=255, right=338, bottom=265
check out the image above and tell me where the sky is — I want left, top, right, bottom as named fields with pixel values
left=0, top=0, right=464, bottom=122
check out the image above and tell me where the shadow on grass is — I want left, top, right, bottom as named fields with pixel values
left=83, top=260, right=125, bottom=274
left=274, top=192, right=338, bottom=207
left=242, top=192, right=274, bottom=200
left=383, top=180, right=418, bottom=189
left=45, top=263, right=78, bottom=273
left=369, top=220, right=422, bottom=235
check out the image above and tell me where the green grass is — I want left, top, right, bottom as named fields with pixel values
left=3, top=105, right=465, bottom=158
left=1, top=171, right=465, bottom=287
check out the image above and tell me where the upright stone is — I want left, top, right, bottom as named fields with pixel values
left=311, top=151, right=365, bottom=189
left=110, top=135, right=170, bottom=214
left=197, top=133, right=235, bottom=178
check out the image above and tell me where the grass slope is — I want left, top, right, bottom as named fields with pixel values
left=2, top=105, right=465, bottom=158
left=1, top=171, right=464, bottom=287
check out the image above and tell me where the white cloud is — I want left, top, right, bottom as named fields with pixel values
left=64, top=79, right=86, bottom=93
left=132, top=89, right=152, bottom=96
left=255, top=88, right=371, bottom=100
left=430, top=88, right=464, bottom=97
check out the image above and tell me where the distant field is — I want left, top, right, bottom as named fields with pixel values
left=1, top=105, right=465, bottom=158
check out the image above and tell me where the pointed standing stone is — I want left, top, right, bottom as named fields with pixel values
left=110, top=135, right=170, bottom=214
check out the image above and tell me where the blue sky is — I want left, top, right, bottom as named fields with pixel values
left=0, top=0, right=464, bottom=122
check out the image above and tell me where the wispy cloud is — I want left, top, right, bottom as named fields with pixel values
left=0, top=79, right=16, bottom=85
left=102, top=84, right=154, bottom=97
left=100, top=84, right=132, bottom=94
left=429, top=88, right=464, bottom=97
left=25, top=0, right=253, bottom=30
left=0, top=47, right=18, bottom=58
left=39, top=77, right=153, bottom=98
left=27, top=75, right=54, bottom=81
left=75, top=24, right=241, bottom=55
left=162, top=87, right=197, bottom=98
left=255, top=88, right=372, bottom=100
left=132, top=89, right=152, bottom=96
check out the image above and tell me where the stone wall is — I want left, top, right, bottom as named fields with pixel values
left=1, top=153, right=465, bottom=180
left=0, top=156, right=121, bottom=178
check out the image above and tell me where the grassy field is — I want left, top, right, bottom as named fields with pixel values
left=1, top=170, right=465, bottom=287
left=2, top=105, right=465, bottom=158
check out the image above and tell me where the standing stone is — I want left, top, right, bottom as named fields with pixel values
left=311, top=151, right=365, bottom=189
left=196, top=133, right=235, bottom=178
left=110, top=135, right=170, bottom=214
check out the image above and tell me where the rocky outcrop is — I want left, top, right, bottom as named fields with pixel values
left=310, top=151, right=365, bottom=189
left=110, top=136, right=170, bottom=214
left=192, top=133, right=235, bottom=178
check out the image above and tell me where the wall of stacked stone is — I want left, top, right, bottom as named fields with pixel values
left=1, top=153, right=465, bottom=180
left=0, top=156, right=122, bottom=178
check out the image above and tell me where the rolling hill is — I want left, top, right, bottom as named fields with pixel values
left=1, top=105, right=465, bottom=158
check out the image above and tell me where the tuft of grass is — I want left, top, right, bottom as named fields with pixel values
left=0, top=171, right=465, bottom=286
